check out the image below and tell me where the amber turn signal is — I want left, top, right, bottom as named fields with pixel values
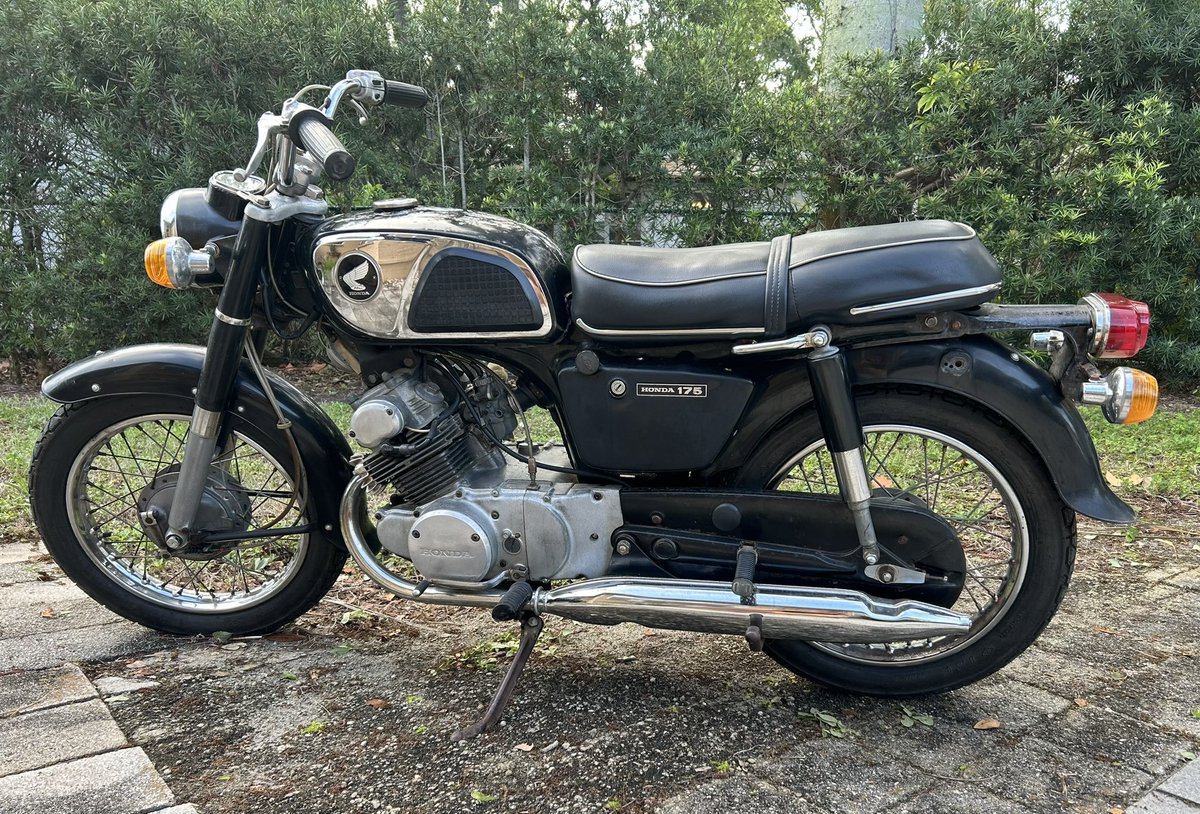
left=144, top=238, right=176, bottom=288
left=144, top=236, right=213, bottom=289
left=1116, top=368, right=1158, bottom=425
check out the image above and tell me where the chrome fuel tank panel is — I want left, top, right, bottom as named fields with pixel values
left=312, top=231, right=553, bottom=340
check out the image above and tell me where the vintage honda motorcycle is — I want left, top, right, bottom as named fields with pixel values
left=30, top=70, right=1158, bottom=737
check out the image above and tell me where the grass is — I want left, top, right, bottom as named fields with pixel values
left=0, top=389, right=1195, bottom=545
left=0, top=397, right=55, bottom=536
left=1084, top=408, right=1200, bottom=496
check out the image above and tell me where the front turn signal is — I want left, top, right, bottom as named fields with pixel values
left=144, top=236, right=213, bottom=289
left=1079, top=367, right=1158, bottom=425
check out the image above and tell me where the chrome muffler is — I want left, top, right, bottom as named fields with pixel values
left=530, top=578, right=971, bottom=643
left=342, top=477, right=971, bottom=643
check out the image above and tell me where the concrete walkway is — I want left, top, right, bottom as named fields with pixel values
left=0, top=543, right=197, bottom=813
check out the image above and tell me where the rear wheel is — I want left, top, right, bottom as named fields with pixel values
left=29, top=395, right=345, bottom=636
left=736, top=387, right=1076, bottom=696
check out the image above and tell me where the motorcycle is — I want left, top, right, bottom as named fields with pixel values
left=29, top=70, right=1159, bottom=739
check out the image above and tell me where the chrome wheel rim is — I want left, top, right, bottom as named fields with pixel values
left=770, top=424, right=1029, bottom=665
left=66, top=413, right=308, bottom=612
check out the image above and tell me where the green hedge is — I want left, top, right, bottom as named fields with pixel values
left=2, top=0, right=1198, bottom=379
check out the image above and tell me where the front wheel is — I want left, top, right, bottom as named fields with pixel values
left=736, top=387, right=1077, bottom=696
left=29, top=394, right=345, bottom=636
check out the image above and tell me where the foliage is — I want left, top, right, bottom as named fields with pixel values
left=2, top=0, right=1200, bottom=379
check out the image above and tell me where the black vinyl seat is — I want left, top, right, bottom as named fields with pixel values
left=571, top=220, right=1002, bottom=338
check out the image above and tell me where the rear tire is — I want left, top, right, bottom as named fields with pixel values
left=29, top=395, right=345, bottom=636
left=736, top=387, right=1076, bottom=696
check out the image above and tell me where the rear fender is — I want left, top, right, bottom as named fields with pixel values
left=715, top=335, right=1133, bottom=524
left=41, top=344, right=353, bottom=544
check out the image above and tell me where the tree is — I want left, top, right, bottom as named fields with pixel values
left=820, top=0, right=923, bottom=65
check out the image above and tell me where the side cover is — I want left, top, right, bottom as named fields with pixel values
left=40, top=344, right=353, bottom=544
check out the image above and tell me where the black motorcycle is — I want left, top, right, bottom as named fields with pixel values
left=29, top=70, right=1158, bottom=738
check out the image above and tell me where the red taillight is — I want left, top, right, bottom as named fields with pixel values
left=1081, top=293, right=1150, bottom=358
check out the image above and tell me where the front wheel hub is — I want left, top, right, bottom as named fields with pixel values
left=136, top=464, right=252, bottom=560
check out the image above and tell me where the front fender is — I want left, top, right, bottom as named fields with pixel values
left=42, top=344, right=354, bottom=544
left=716, top=336, right=1134, bottom=524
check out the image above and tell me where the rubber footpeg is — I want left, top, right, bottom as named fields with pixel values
left=732, top=544, right=758, bottom=601
left=492, top=581, right=535, bottom=621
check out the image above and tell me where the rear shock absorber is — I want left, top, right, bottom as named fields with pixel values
left=807, top=345, right=881, bottom=566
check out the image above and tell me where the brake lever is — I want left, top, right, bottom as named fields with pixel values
left=234, top=112, right=287, bottom=183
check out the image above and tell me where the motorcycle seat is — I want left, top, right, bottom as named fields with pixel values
left=570, top=220, right=1002, bottom=339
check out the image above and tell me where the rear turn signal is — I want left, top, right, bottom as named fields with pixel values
left=1081, top=293, right=1150, bottom=359
left=1079, top=367, right=1158, bottom=425
left=144, top=236, right=213, bottom=289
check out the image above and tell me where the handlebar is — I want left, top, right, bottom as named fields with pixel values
left=295, top=114, right=356, bottom=182
left=382, top=80, right=429, bottom=109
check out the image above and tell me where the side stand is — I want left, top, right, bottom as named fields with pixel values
left=450, top=613, right=543, bottom=741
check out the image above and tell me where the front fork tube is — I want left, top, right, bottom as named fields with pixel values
left=807, top=346, right=881, bottom=566
left=163, top=218, right=271, bottom=549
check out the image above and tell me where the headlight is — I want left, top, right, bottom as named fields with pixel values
left=160, top=189, right=184, bottom=238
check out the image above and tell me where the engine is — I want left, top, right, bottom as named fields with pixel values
left=348, top=367, right=622, bottom=588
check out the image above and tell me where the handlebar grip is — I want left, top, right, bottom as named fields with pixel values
left=383, top=80, right=430, bottom=109
left=296, top=116, right=356, bottom=181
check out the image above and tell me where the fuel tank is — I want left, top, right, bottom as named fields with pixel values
left=301, top=204, right=569, bottom=341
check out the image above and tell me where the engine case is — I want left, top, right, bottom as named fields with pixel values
left=376, top=481, right=622, bottom=586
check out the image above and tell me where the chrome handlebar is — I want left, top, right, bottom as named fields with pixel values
left=233, top=70, right=428, bottom=188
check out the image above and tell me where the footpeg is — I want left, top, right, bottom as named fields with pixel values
left=491, top=581, right=535, bottom=621
left=732, top=544, right=758, bottom=603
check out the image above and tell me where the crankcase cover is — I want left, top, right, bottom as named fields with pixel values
left=408, top=503, right=497, bottom=583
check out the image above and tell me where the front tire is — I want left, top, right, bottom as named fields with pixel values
left=29, top=394, right=346, bottom=636
left=736, top=386, right=1077, bottom=696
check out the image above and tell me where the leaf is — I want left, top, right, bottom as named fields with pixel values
left=281, top=671, right=298, bottom=681
left=470, top=790, right=497, bottom=803
left=1074, top=698, right=1089, bottom=708
left=39, top=607, right=56, bottom=618
left=300, top=721, right=326, bottom=735
left=974, top=718, right=1002, bottom=730
left=366, top=698, right=390, bottom=709
left=1182, top=751, right=1197, bottom=761
left=1104, top=471, right=1123, bottom=488
left=211, top=630, right=233, bottom=643
left=1189, top=708, right=1200, bottom=719
left=514, top=743, right=534, bottom=752
left=901, top=716, right=915, bottom=728
left=332, top=643, right=354, bottom=656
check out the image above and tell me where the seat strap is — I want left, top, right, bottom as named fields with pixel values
left=764, top=234, right=792, bottom=337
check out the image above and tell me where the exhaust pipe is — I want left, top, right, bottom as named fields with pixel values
left=342, top=477, right=971, bottom=643
left=531, top=578, right=971, bottom=643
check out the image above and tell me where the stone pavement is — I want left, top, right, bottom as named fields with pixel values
left=0, top=542, right=197, bottom=813
left=1, top=528, right=1198, bottom=813
left=1129, top=760, right=1200, bottom=813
